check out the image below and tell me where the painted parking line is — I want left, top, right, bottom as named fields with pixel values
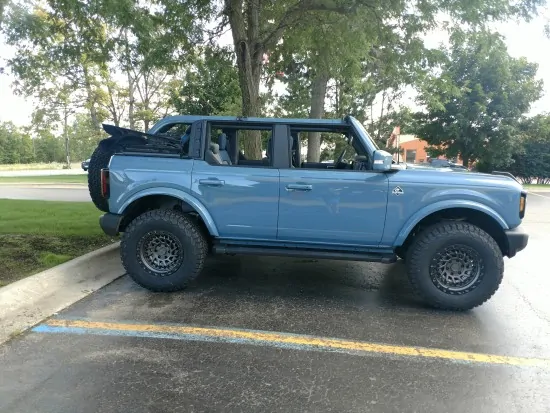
left=32, top=318, right=550, bottom=368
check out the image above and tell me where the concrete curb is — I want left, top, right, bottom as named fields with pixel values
left=0, top=242, right=124, bottom=344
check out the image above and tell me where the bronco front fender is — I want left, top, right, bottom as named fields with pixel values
left=393, top=199, right=509, bottom=247
left=117, top=187, right=219, bottom=237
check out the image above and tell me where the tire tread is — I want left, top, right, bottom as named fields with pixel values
left=87, top=145, right=112, bottom=212
left=407, top=221, right=504, bottom=311
left=121, top=209, right=208, bottom=292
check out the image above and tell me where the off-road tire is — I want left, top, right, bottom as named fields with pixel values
left=88, top=136, right=146, bottom=212
left=87, top=145, right=112, bottom=212
left=406, top=222, right=504, bottom=311
left=121, top=209, right=208, bottom=292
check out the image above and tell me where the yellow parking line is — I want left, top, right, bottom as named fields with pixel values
left=41, top=318, right=550, bottom=368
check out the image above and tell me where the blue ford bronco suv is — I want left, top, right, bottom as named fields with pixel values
left=88, top=115, right=528, bottom=311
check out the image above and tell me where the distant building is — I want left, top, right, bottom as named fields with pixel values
left=386, top=129, right=463, bottom=165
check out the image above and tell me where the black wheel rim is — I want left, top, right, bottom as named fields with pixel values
left=138, top=230, right=184, bottom=276
left=429, top=244, right=484, bottom=294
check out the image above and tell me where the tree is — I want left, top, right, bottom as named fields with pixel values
left=68, top=114, right=105, bottom=161
left=33, top=133, right=65, bottom=163
left=169, top=46, right=241, bottom=116
left=0, top=0, right=7, bottom=26
left=222, top=0, right=378, bottom=158
left=262, top=0, right=545, bottom=162
left=3, top=1, right=114, bottom=131
left=415, top=30, right=543, bottom=168
left=507, top=114, right=550, bottom=183
left=367, top=106, right=420, bottom=149
left=0, top=122, right=35, bottom=164
left=2, top=0, right=205, bottom=132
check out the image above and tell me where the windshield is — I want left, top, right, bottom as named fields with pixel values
left=348, top=116, right=380, bottom=151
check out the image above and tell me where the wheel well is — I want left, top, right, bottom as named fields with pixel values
left=119, top=195, right=210, bottom=238
left=400, top=208, right=508, bottom=256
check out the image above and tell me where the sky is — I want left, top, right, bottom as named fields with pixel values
left=1, top=8, right=550, bottom=127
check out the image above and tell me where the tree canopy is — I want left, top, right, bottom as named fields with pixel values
left=1, top=0, right=549, bottom=166
left=414, top=30, right=543, bottom=168
left=507, top=114, right=550, bottom=183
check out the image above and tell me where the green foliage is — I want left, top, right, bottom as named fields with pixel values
left=2, top=0, right=549, bottom=166
left=366, top=107, right=420, bottom=150
left=0, top=122, right=35, bottom=164
left=67, top=114, right=105, bottom=161
left=169, top=46, right=241, bottom=116
left=506, top=114, right=550, bottom=183
left=33, top=133, right=65, bottom=163
left=415, top=30, right=543, bottom=168
left=0, top=0, right=7, bottom=26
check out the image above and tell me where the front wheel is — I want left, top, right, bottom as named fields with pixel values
left=121, top=209, right=208, bottom=292
left=406, top=222, right=504, bottom=311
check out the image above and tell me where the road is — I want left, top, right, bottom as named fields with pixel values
left=0, top=185, right=90, bottom=202
left=0, top=193, right=549, bottom=412
left=0, top=169, right=87, bottom=177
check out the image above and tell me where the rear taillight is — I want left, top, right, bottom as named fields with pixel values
left=519, top=192, right=526, bottom=219
left=101, top=168, right=110, bottom=198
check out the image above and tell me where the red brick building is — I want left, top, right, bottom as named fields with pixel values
left=386, top=130, right=464, bottom=166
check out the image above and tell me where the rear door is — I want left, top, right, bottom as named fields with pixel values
left=190, top=121, right=281, bottom=241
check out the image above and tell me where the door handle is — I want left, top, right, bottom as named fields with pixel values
left=286, top=184, right=313, bottom=192
left=199, top=179, right=225, bottom=187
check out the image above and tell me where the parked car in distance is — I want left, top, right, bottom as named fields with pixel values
left=81, top=158, right=90, bottom=171
left=87, top=115, right=528, bottom=311
left=428, top=158, right=469, bottom=170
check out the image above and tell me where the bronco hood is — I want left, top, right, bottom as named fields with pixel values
left=388, top=167, right=524, bottom=191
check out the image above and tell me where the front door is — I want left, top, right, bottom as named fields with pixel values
left=277, top=169, right=389, bottom=246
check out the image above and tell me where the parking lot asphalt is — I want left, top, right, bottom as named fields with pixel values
left=1, top=192, right=549, bottom=413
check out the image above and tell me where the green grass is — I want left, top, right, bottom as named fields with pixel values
left=0, top=199, right=116, bottom=287
left=0, top=174, right=88, bottom=184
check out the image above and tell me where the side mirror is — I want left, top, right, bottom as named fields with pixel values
left=372, top=149, right=393, bottom=172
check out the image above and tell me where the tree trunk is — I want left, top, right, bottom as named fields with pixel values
left=82, top=65, right=101, bottom=131
left=63, top=105, right=70, bottom=169
left=127, top=70, right=135, bottom=129
left=227, top=0, right=263, bottom=160
left=462, top=154, right=470, bottom=168
left=105, top=82, right=120, bottom=127
left=234, top=42, right=263, bottom=159
left=124, top=29, right=135, bottom=130
left=307, top=72, right=329, bottom=162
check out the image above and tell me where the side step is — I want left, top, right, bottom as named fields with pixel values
left=213, top=244, right=397, bottom=264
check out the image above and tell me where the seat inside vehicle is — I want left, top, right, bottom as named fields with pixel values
left=217, top=133, right=232, bottom=164
left=206, top=142, right=232, bottom=165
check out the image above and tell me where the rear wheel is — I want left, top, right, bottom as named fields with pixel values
left=121, top=209, right=208, bottom=292
left=406, top=222, right=504, bottom=311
